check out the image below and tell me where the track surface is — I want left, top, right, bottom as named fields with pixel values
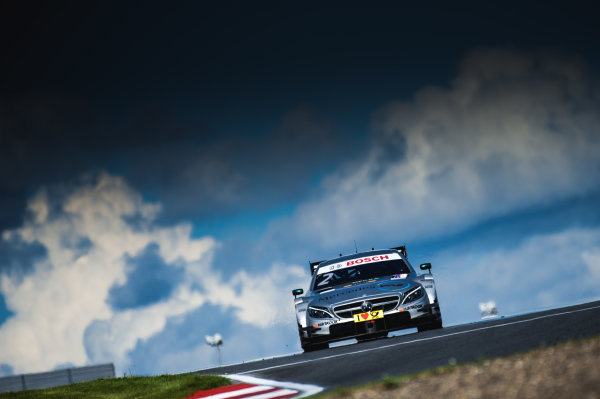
left=196, top=301, right=600, bottom=389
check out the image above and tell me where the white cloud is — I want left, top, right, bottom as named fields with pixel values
left=0, top=172, right=307, bottom=374
left=84, top=286, right=205, bottom=367
left=434, top=227, right=600, bottom=324
left=582, top=249, right=600, bottom=283
left=213, top=263, right=307, bottom=327
left=274, top=48, right=600, bottom=249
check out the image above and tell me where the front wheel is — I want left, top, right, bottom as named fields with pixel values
left=357, top=332, right=388, bottom=342
left=417, top=317, right=443, bottom=332
left=301, top=339, right=329, bottom=352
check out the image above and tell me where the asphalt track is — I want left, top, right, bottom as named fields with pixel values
left=196, top=300, right=600, bottom=390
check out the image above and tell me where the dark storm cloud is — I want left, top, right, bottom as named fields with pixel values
left=255, top=47, right=600, bottom=259
left=0, top=92, right=347, bottom=229
left=129, top=105, right=350, bottom=223
left=0, top=93, right=86, bottom=229
left=0, top=93, right=192, bottom=232
left=2, top=1, right=599, bottom=235
left=107, top=243, right=184, bottom=310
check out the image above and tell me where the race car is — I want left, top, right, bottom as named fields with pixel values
left=291, top=246, right=442, bottom=351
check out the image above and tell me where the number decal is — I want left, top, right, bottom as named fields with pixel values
left=317, top=272, right=334, bottom=287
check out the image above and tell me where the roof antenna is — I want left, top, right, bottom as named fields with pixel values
left=354, top=240, right=358, bottom=254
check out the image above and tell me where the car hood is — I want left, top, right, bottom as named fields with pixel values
left=310, top=277, right=418, bottom=306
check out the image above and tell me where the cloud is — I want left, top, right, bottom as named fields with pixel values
left=2, top=47, right=599, bottom=377
left=267, top=48, right=600, bottom=251
left=0, top=88, right=349, bottom=235
left=203, top=262, right=307, bottom=328
left=124, top=303, right=301, bottom=375
left=0, top=364, right=13, bottom=377
left=107, top=243, right=185, bottom=310
left=83, top=286, right=206, bottom=369
left=0, top=234, right=46, bottom=281
left=132, top=105, right=347, bottom=223
left=0, top=172, right=204, bottom=373
left=582, top=250, right=600, bottom=281
left=0, top=172, right=307, bottom=374
left=434, top=227, right=600, bottom=324
left=0, top=294, right=13, bottom=326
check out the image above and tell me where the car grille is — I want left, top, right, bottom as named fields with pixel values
left=333, top=295, right=400, bottom=319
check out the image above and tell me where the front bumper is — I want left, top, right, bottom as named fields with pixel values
left=301, top=302, right=439, bottom=344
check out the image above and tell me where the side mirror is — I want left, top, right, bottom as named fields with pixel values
left=420, top=263, right=432, bottom=272
left=292, top=288, right=304, bottom=297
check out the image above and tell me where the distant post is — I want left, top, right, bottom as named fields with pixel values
left=479, top=301, right=499, bottom=319
left=205, top=333, right=224, bottom=366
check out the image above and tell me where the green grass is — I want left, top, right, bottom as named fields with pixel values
left=0, top=374, right=230, bottom=399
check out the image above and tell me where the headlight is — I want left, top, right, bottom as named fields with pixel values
left=308, top=306, right=333, bottom=319
left=402, top=286, right=424, bottom=304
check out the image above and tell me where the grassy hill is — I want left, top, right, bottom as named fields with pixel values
left=0, top=374, right=230, bottom=399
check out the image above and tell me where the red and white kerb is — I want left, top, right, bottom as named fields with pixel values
left=187, top=382, right=299, bottom=399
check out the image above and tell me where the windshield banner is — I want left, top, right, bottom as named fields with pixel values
left=316, top=252, right=401, bottom=275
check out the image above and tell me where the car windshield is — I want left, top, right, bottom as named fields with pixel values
left=312, top=259, right=411, bottom=291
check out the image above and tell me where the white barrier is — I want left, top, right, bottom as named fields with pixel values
left=0, top=363, right=114, bottom=393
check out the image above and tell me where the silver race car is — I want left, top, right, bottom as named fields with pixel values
left=292, top=246, right=442, bottom=351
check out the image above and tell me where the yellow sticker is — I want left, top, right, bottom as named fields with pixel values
left=353, top=310, right=383, bottom=323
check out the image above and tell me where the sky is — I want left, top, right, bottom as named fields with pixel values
left=1, top=2, right=599, bottom=377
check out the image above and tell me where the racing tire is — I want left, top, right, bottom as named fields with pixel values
left=357, top=332, right=388, bottom=342
left=301, top=340, right=329, bottom=352
left=417, top=317, right=443, bottom=332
